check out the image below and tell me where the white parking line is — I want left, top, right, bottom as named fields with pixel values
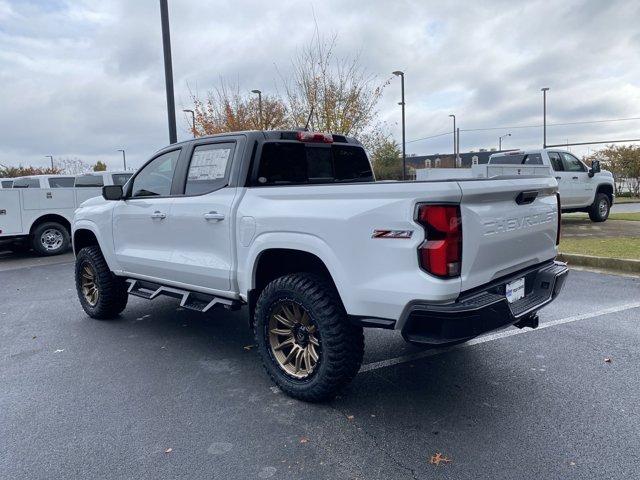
left=359, top=301, right=640, bottom=373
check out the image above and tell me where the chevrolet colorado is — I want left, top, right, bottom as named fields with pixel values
left=72, top=130, right=568, bottom=401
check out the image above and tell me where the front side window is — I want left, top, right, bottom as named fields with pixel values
left=12, top=178, right=40, bottom=188
left=548, top=152, right=564, bottom=171
left=256, top=143, right=373, bottom=185
left=131, top=149, right=180, bottom=197
left=74, top=175, right=104, bottom=187
left=561, top=152, right=586, bottom=172
left=48, top=177, right=75, bottom=188
left=185, top=143, right=234, bottom=195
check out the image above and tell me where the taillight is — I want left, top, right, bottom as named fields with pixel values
left=296, top=131, right=333, bottom=143
left=416, top=204, right=462, bottom=278
left=556, top=193, right=561, bottom=245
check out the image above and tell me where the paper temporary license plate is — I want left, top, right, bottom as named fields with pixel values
left=506, top=277, right=525, bottom=304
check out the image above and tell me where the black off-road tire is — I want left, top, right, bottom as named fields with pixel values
left=75, top=246, right=128, bottom=319
left=32, top=222, right=70, bottom=256
left=254, top=273, right=364, bottom=402
left=588, top=193, right=610, bottom=222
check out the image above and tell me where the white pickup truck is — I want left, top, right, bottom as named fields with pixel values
left=72, top=130, right=568, bottom=401
left=489, top=149, right=615, bottom=222
left=0, top=171, right=131, bottom=255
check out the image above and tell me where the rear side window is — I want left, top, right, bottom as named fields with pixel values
left=12, top=178, right=40, bottom=188
left=256, top=143, right=373, bottom=186
left=111, top=173, right=132, bottom=186
left=548, top=152, right=564, bottom=171
left=185, top=143, right=234, bottom=195
left=1, top=180, right=13, bottom=188
left=74, top=175, right=104, bottom=187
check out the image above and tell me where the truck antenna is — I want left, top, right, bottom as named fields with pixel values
left=304, top=105, right=314, bottom=131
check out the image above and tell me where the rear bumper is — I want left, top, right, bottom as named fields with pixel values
left=400, top=260, right=568, bottom=345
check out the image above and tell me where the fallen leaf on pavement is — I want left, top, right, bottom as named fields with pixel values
left=299, top=437, right=309, bottom=444
left=243, top=344, right=256, bottom=351
left=54, top=349, right=64, bottom=353
left=604, top=357, right=612, bottom=363
left=429, top=452, right=452, bottom=466
left=346, top=415, right=354, bottom=421
left=164, top=448, right=173, bottom=454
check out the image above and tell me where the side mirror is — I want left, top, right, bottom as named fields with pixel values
left=589, top=160, right=601, bottom=178
left=102, top=185, right=124, bottom=200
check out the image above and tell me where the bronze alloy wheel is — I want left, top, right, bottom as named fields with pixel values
left=268, top=301, right=320, bottom=379
left=80, top=263, right=99, bottom=306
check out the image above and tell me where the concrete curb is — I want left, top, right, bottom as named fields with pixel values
left=558, top=253, right=640, bottom=274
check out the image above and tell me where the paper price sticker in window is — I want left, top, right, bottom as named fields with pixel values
left=188, top=148, right=231, bottom=180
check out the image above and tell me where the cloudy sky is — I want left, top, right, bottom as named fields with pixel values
left=1, top=0, right=639, bottom=170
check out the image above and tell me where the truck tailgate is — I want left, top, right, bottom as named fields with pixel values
left=457, top=176, right=558, bottom=291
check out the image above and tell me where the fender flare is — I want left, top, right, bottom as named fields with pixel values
left=239, top=231, right=353, bottom=310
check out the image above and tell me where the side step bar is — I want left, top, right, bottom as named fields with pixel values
left=126, top=279, right=242, bottom=313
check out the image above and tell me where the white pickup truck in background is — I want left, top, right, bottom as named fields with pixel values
left=72, top=130, right=568, bottom=401
left=0, top=171, right=132, bottom=255
left=489, top=149, right=615, bottom=222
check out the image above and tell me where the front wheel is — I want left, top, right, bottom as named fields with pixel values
left=589, top=193, right=610, bottom=222
left=75, top=246, right=128, bottom=319
left=254, top=273, right=364, bottom=402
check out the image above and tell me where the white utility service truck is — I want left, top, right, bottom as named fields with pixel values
left=0, top=171, right=132, bottom=255
left=489, top=150, right=615, bottom=221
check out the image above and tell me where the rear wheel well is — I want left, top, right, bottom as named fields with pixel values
left=596, top=184, right=613, bottom=203
left=29, top=214, right=71, bottom=236
left=73, top=229, right=100, bottom=254
left=248, top=249, right=341, bottom=325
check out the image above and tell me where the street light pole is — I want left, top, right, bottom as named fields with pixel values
left=498, top=133, right=511, bottom=150
left=183, top=109, right=195, bottom=138
left=117, top=149, right=127, bottom=170
left=456, top=127, right=460, bottom=167
left=392, top=71, right=406, bottom=180
left=251, top=90, right=263, bottom=129
left=159, top=0, right=177, bottom=144
left=45, top=155, right=54, bottom=169
left=448, top=114, right=456, bottom=167
left=541, top=87, right=549, bottom=148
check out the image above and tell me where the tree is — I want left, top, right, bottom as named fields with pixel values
left=370, top=138, right=402, bottom=180
left=56, top=157, right=91, bottom=175
left=281, top=33, right=389, bottom=136
left=0, top=164, right=61, bottom=177
left=585, top=145, right=640, bottom=197
left=187, top=32, right=389, bottom=143
left=93, top=161, right=107, bottom=172
left=190, top=83, right=288, bottom=135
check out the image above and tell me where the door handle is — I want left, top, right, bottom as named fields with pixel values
left=555, top=177, right=561, bottom=181
left=204, top=211, right=225, bottom=221
left=572, top=176, right=579, bottom=180
left=150, top=211, right=166, bottom=219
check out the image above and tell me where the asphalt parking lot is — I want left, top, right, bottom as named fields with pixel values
left=1, top=256, right=639, bottom=480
